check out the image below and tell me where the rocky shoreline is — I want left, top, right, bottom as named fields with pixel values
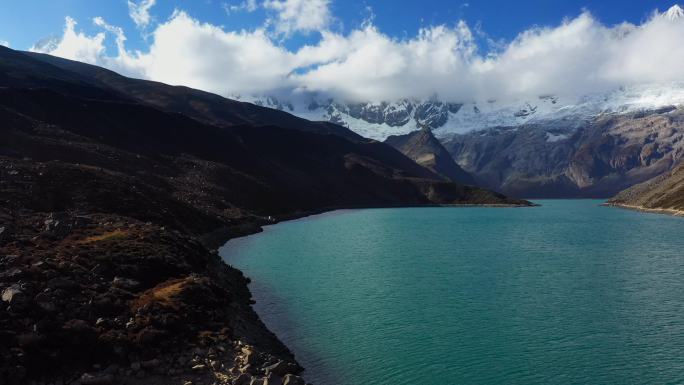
left=602, top=203, right=684, bottom=217
left=1, top=192, right=533, bottom=385
left=0, top=208, right=309, bottom=385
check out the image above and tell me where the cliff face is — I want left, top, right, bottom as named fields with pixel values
left=607, top=162, right=684, bottom=215
left=0, top=47, right=529, bottom=385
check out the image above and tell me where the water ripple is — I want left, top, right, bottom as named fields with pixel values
left=221, top=201, right=684, bottom=385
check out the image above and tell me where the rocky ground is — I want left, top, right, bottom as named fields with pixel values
left=0, top=161, right=308, bottom=385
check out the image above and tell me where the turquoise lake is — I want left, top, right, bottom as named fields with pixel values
left=220, top=200, right=684, bottom=385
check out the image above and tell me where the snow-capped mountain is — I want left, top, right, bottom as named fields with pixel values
left=235, top=83, right=684, bottom=198
left=664, top=4, right=684, bottom=20
left=236, top=83, right=684, bottom=141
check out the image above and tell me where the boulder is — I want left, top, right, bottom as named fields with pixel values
left=47, top=277, right=78, bottom=291
left=34, top=292, right=57, bottom=312
left=37, top=300, right=57, bottom=312
left=0, top=267, right=23, bottom=280
left=282, top=375, right=305, bottom=385
left=80, top=373, right=114, bottom=385
left=112, top=277, right=140, bottom=291
left=43, top=212, right=72, bottom=238
left=234, top=373, right=253, bottom=385
left=264, top=372, right=283, bottom=385
left=2, top=284, right=23, bottom=303
left=242, top=346, right=258, bottom=365
left=264, top=361, right=298, bottom=377
left=0, top=225, right=12, bottom=243
left=141, top=358, right=161, bottom=369
left=43, top=212, right=87, bottom=238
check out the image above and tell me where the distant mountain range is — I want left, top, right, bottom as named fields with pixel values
left=241, top=84, right=684, bottom=140
left=241, top=83, right=684, bottom=198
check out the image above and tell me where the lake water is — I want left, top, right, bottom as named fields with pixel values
left=220, top=200, right=684, bottom=385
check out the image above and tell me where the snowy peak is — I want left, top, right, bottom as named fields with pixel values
left=663, top=4, right=684, bottom=21
left=239, top=83, right=684, bottom=141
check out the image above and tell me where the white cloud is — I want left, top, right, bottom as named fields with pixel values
left=224, top=0, right=258, bottom=14
left=134, top=11, right=297, bottom=95
left=293, top=23, right=479, bottom=101
left=31, top=17, right=105, bottom=64
left=91, top=17, right=146, bottom=76
left=0, top=40, right=9, bottom=47
left=30, top=5, right=684, bottom=103
left=263, top=0, right=331, bottom=35
left=128, top=0, right=156, bottom=28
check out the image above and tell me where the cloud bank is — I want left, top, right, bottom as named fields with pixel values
left=30, top=2, right=684, bottom=103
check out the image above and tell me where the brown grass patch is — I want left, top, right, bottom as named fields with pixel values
left=131, top=277, right=191, bottom=310
left=79, top=229, right=129, bottom=244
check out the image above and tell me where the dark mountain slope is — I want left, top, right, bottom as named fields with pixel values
left=607, top=162, right=684, bottom=215
left=386, top=128, right=475, bottom=184
left=0, top=47, right=529, bottom=385
left=24, top=49, right=359, bottom=140
left=0, top=87, right=507, bottom=214
left=0, top=46, right=125, bottom=102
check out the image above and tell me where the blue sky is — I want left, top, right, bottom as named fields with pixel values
left=2, top=1, right=684, bottom=102
left=0, top=0, right=676, bottom=52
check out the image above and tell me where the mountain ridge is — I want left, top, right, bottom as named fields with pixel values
left=23, top=49, right=362, bottom=141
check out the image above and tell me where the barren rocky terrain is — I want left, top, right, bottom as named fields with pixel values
left=607, top=162, right=684, bottom=215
